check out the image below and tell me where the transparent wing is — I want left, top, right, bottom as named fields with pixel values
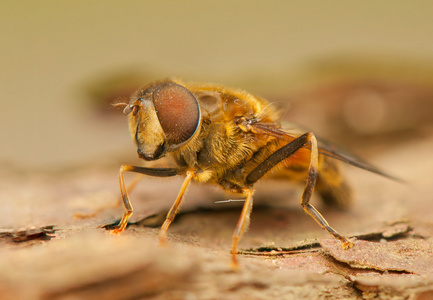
left=249, top=120, right=399, bottom=181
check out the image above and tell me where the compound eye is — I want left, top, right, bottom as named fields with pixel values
left=153, top=82, right=200, bottom=146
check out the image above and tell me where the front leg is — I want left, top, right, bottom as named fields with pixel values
left=111, top=165, right=181, bottom=235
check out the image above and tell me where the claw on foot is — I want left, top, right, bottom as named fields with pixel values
left=230, top=260, right=240, bottom=272
left=110, top=229, right=123, bottom=236
left=342, top=240, right=354, bottom=249
left=158, top=232, right=167, bottom=247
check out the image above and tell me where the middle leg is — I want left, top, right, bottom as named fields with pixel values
left=159, top=170, right=196, bottom=246
left=231, top=188, right=254, bottom=268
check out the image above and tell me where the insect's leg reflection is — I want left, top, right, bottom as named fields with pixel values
left=231, top=188, right=254, bottom=268
left=159, top=170, right=196, bottom=246
left=111, top=165, right=180, bottom=235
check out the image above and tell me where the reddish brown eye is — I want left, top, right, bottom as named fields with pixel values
left=152, top=82, right=200, bottom=145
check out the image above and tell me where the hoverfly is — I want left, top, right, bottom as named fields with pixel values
left=111, top=79, right=392, bottom=266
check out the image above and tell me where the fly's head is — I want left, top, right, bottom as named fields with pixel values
left=121, top=80, right=201, bottom=161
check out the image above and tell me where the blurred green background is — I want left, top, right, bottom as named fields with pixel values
left=1, top=1, right=433, bottom=172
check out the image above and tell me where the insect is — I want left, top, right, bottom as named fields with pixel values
left=111, top=79, right=392, bottom=267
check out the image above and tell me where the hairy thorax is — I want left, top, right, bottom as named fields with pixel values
left=171, top=84, right=278, bottom=188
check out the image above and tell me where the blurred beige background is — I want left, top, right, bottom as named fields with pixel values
left=1, top=1, right=433, bottom=172
left=2, top=3, right=433, bottom=298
